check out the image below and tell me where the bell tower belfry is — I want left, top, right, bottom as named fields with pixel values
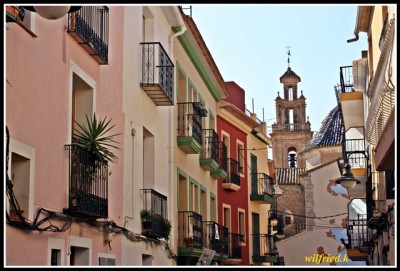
left=270, top=47, right=313, bottom=169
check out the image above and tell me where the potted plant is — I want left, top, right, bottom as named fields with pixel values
left=184, top=237, right=194, bottom=247
left=140, top=209, right=155, bottom=233
left=219, top=236, right=229, bottom=253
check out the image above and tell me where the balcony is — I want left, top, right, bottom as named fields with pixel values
left=64, top=144, right=108, bottom=218
left=203, top=221, right=229, bottom=261
left=252, top=234, right=279, bottom=264
left=336, top=65, right=365, bottom=131
left=140, top=189, right=169, bottom=239
left=345, top=214, right=371, bottom=261
left=178, top=211, right=203, bottom=258
left=222, top=233, right=243, bottom=264
left=210, top=141, right=228, bottom=180
left=177, top=102, right=204, bottom=154
left=199, top=129, right=219, bottom=171
left=271, top=122, right=311, bottom=132
left=140, top=42, right=174, bottom=106
left=68, top=6, right=109, bottom=64
left=250, top=173, right=274, bottom=204
left=222, top=158, right=241, bottom=191
left=339, top=137, right=368, bottom=199
left=6, top=6, right=23, bottom=22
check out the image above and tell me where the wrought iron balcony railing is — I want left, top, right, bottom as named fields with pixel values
left=346, top=214, right=371, bottom=250
left=203, top=221, right=229, bottom=255
left=178, top=211, right=203, bottom=249
left=252, top=234, right=278, bottom=263
left=229, top=232, right=243, bottom=259
left=200, top=129, right=219, bottom=162
left=140, top=189, right=168, bottom=239
left=64, top=144, right=108, bottom=218
left=68, top=6, right=109, bottom=64
left=223, top=158, right=241, bottom=186
left=250, top=173, right=274, bottom=204
left=177, top=102, right=204, bottom=154
left=140, top=42, right=174, bottom=105
left=344, top=138, right=367, bottom=169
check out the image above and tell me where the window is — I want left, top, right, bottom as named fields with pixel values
left=223, top=205, right=231, bottom=230
left=51, top=249, right=61, bottom=266
left=8, top=139, right=35, bottom=221
left=99, top=257, right=116, bottom=266
left=70, top=64, right=95, bottom=141
left=143, top=127, right=155, bottom=188
left=237, top=141, right=244, bottom=175
left=288, top=149, right=297, bottom=168
left=48, top=238, right=64, bottom=266
left=68, top=236, right=92, bottom=266
left=238, top=209, right=246, bottom=243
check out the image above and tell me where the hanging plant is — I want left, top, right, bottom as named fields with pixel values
left=72, top=113, right=121, bottom=164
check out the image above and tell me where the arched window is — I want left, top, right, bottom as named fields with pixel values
left=287, top=149, right=297, bottom=168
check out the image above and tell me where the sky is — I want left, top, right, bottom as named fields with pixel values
left=181, top=4, right=368, bottom=135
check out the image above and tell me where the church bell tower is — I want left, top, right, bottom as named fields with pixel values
left=270, top=47, right=313, bottom=169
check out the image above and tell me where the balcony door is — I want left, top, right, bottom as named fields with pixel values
left=252, top=212, right=260, bottom=257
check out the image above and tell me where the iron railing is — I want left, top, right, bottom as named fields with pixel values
left=346, top=214, right=371, bottom=249
left=271, top=122, right=311, bottom=132
left=203, top=221, right=229, bottom=254
left=344, top=138, right=367, bottom=168
left=65, top=144, right=108, bottom=218
left=224, top=158, right=241, bottom=186
left=140, top=42, right=174, bottom=102
left=178, top=211, right=203, bottom=249
left=339, top=65, right=353, bottom=93
left=200, top=129, right=219, bottom=162
left=140, top=189, right=168, bottom=238
left=250, top=173, right=274, bottom=197
left=230, top=232, right=243, bottom=259
left=177, top=102, right=203, bottom=145
left=68, top=6, right=109, bottom=64
left=252, top=234, right=278, bottom=257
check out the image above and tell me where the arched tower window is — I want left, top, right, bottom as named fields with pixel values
left=287, top=149, right=297, bottom=168
left=289, top=109, right=294, bottom=130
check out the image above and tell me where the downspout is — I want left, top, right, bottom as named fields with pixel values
left=170, top=6, right=187, bottom=42
left=347, top=32, right=359, bottom=43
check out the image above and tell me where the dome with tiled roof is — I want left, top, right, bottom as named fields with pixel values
left=300, top=105, right=343, bottom=153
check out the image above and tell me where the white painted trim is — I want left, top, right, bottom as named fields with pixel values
left=8, top=138, right=35, bottom=221
left=48, top=238, right=65, bottom=266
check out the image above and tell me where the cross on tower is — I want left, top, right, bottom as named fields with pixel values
left=285, top=45, right=291, bottom=67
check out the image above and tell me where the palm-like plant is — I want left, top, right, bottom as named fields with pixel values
left=72, top=113, right=121, bottom=164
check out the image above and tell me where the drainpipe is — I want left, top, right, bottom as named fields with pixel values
left=347, top=32, right=359, bottom=43
left=170, top=6, right=187, bottom=42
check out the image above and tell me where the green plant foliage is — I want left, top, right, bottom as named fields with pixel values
left=163, top=218, right=172, bottom=240
left=73, top=113, right=121, bottom=164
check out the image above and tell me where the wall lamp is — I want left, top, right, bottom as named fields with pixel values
left=274, top=216, right=286, bottom=240
left=335, top=150, right=368, bottom=190
left=22, top=6, right=82, bottom=20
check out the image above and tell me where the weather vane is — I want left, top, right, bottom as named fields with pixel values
left=285, top=45, right=291, bottom=68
